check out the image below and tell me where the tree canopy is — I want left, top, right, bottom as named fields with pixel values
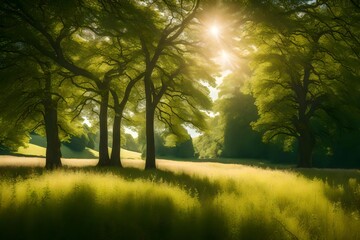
left=1, top=0, right=359, bottom=168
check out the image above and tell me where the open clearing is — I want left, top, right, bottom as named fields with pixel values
left=0, top=155, right=359, bottom=240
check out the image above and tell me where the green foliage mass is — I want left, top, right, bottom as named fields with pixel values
left=227, top=0, right=360, bottom=166
left=1, top=0, right=360, bottom=168
left=0, top=56, right=83, bottom=151
left=193, top=116, right=224, bottom=159
left=155, top=133, right=195, bottom=158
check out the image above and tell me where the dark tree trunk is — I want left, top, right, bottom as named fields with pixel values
left=297, top=127, right=315, bottom=168
left=97, top=90, right=110, bottom=166
left=43, top=76, right=62, bottom=169
left=44, top=103, right=62, bottom=169
left=145, top=105, right=156, bottom=169
left=109, top=74, right=143, bottom=168
left=144, top=73, right=156, bottom=170
left=140, top=36, right=164, bottom=170
left=110, top=113, right=122, bottom=167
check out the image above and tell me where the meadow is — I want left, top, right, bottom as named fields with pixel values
left=0, top=155, right=359, bottom=240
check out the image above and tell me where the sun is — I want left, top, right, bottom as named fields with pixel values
left=209, top=25, right=220, bottom=38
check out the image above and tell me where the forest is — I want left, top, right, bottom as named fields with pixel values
left=0, top=0, right=360, bottom=239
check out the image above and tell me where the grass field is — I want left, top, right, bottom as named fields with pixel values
left=0, top=155, right=359, bottom=240
left=14, top=143, right=141, bottom=160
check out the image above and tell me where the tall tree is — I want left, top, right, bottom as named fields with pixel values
left=243, top=0, right=360, bottom=167
left=57, top=0, right=148, bottom=167
left=81, top=0, right=165, bottom=166
left=0, top=48, right=81, bottom=168
left=134, top=0, right=217, bottom=169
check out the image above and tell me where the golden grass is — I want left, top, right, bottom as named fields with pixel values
left=0, top=158, right=359, bottom=239
left=16, top=143, right=46, bottom=157
left=14, top=143, right=141, bottom=159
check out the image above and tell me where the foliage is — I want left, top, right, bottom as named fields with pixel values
left=122, top=133, right=140, bottom=152
left=234, top=0, right=360, bottom=166
left=155, top=133, right=195, bottom=158
left=193, top=116, right=224, bottom=159
left=63, top=134, right=89, bottom=152
left=1, top=0, right=360, bottom=168
left=0, top=56, right=83, bottom=151
left=218, top=86, right=266, bottom=158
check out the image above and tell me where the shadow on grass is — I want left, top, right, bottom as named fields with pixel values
left=0, top=166, right=221, bottom=200
left=0, top=168, right=231, bottom=240
left=78, top=166, right=222, bottom=201
left=1, top=166, right=359, bottom=239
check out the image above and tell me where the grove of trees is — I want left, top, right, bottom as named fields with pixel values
left=1, top=0, right=359, bottom=169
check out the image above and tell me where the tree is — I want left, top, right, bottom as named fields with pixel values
left=0, top=0, right=145, bottom=167
left=78, top=0, right=150, bottom=166
left=220, top=92, right=266, bottom=159
left=0, top=47, right=82, bottom=168
left=243, top=0, right=360, bottom=167
left=134, top=0, right=218, bottom=169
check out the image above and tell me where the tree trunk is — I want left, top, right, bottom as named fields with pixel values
left=297, top=127, right=315, bottom=168
left=144, top=72, right=156, bottom=170
left=97, top=91, right=110, bottom=166
left=43, top=96, right=62, bottom=169
left=110, top=112, right=122, bottom=167
left=109, top=72, right=143, bottom=167
left=145, top=105, right=156, bottom=169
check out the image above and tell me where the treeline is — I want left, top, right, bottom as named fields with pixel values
left=1, top=0, right=360, bottom=169
left=195, top=92, right=360, bottom=168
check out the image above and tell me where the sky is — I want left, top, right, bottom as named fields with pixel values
left=184, top=70, right=232, bottom=138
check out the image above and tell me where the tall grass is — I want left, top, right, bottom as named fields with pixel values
left=0, top=163, right=359, bottom=240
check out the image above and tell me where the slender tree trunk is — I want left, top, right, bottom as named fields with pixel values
left=97, top=90, right=110, bottom=166
left=43, top=77, right=62, bottom=169
left=144, top=73, right=156, bottom=170
left=110, top=112, right=122, bottom=167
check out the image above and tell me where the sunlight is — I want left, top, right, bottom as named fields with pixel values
left=82, top=117, right=92, bottom=127
left=220, top=50, right=229, bottom=63
left=209, top=25, right=220, bottom=38
left=218, top=50, right=233, bottom=69
left=125, top=127, right=138, bottom=138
